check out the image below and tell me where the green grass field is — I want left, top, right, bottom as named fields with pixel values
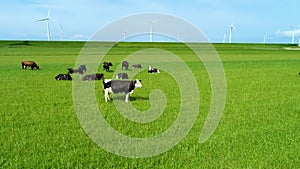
left=0, top=41, right=299, bottom=168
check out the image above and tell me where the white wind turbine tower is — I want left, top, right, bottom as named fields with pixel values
left=150, top=19, right=159, bottom=42
left=37, top=9, right=51, bottom=41
left=60, top=24, right=64, bottom=41
left=229, top=24, right=235, bottom=43
left=223, top=33, right=227, bottom=43
left=177, top=32, right=181, bottom=42
left=123, top=32, right=127, bottom=42
left=290, top=26, right=296, bottom=44
left=263, top=32, right=267, bottom=43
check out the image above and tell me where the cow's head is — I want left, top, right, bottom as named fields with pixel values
left=134, top=79, right=142, bottom=88
left=79, top=65, right=87, bottom=72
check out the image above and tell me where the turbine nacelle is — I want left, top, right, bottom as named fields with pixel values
left=229, top=24, right=236, bottom=43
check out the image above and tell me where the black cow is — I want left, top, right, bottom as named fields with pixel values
left=103, top=79, right=142, bottom=102
left=122, top=61, right=129, bottom=70
left=67, top=64, right=87, bottom=75
left=81, top=73, right=104, bottom=81
left=116, top=72, right=129, bottom=79
left=21, top=61, right=39, bottom=70
left=148, top=66, right=160, bottom=73
left=55, top=74, right=72, bottom=80
left=131, top=64, right=142, bottom=69
left=103, top=62, right=113, bottom=72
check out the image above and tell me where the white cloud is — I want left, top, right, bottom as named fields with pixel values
left=71, top=34, right=89, bottom=40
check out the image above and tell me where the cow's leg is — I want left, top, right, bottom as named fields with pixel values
left=125, top=93, right=129, bottom=102
left=104, top=90, right=108, bottom=102
left=104, top=89, right=110, bottom=102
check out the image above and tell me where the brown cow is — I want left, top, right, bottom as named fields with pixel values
left=21, top=61, right=39, bottom=70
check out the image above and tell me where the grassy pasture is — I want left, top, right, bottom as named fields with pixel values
left=0, top=41, right=299, bottom=168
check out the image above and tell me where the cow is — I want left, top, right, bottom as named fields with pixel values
left=21, top=61, right=39, bottom=70
left=103, top=79, right=142, bottom=102
left=81, top=73, right=104, bottom=81
left=116, top=72, right=129, bottom=79
left=122, top=61, right=129, bottom=70
left=55, top=74, right=72, bottom=80
left=131, top=64, right=142, bottom=69
left=67, top=64, right=87, bottom=75
left=103, top=62, right=113, bottom=72
left=148, top=66, right=160, bottom=73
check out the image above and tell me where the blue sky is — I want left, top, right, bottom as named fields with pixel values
left=1, top=0, right=299, bottom=43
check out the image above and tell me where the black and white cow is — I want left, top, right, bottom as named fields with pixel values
left=55, top=74, right=72, bottom=80
left=116, top=72, right=129, bottom=79
left=131, top=64, right=142, bottom=69
left=81, top=73, right=104, bottom=81
left=103, top=79, right=142, bottom=102
left=103, top=62, right=113, bottom=72
left=148, top=66, right=160, bottom=73
left=122, top=61, right=129, bottom=70
left=67, top=64, right=87, bottom=75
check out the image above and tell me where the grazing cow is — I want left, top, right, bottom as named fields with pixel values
left=67, top=64, right=87, bottom=75
left=81, top=73, right=104, bottom=81
left=116, top=72, right=129, bottom=79
left=55, top=74, right=72, bottom=80
left=131, top=64, right=142, bottom=69
left=122, top=61, right=129, bottom=70
left=103, top=79, right=142, bottom=102
left=148, top=66, right=160, bottom=73
left=103, top=62, right=113, bottom=72
left=21, top=61, right=39, bottom=70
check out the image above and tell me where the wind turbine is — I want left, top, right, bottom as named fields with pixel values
left=150, top=19, right=159, bottom=42
left=223, top=33, right=227, bottom=43
left=290, top=26, right=296, bottom=44
left=123, top=32, right=127, bottom=42
left=263, top=32, right=267, bottom=43
left=229, top=24, right=235, bottom=43
left=60, top=24, right=64, bottom=41
left=37, top=9, right=51, bottom=41
left=177, top=32, right=181, bottom=42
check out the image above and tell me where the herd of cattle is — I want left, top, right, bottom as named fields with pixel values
left=21, top=60, right=160, bottom=102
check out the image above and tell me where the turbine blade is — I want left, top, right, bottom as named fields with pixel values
left=36, top=18, right=49, bottom=22
left=48, top=9, right=51, bottom=18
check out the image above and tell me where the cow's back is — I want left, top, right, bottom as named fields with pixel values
left=22, top=60, right=38, bottom=69
left=22, top=61, right=34, bottom=66
left=111, top=80, right=134, bottom=93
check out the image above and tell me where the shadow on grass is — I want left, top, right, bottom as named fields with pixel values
left=8, top=41, right=32, bottom=48
left=111, top=96, right=149, bottom=101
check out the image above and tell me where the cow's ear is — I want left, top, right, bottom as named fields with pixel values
left=139, top=79, right=141, bottom=82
